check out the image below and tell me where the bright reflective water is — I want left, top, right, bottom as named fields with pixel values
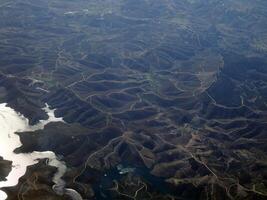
left=0, top=103, right=66, bottom=200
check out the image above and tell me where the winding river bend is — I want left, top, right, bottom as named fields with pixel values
left=0, top=103, right=82, bottom=200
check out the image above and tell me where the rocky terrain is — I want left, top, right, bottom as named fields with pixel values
left=0, top=0, right=267, bottom=199
left=2, top=160, right=69, bottom=200
left=0, top=157, right=11, bottom=182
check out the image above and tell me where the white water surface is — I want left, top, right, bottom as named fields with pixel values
left=0, top=103, right=66, bottom=200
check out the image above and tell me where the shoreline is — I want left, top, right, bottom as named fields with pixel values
left=0, top=103, right=82, bottom=200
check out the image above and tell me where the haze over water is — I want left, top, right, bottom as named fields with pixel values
left=0, top=103, right=64, bottom=200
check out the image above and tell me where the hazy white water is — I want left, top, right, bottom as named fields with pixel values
left=0, top=103, right=65, bottom=200
left=65, top=188, right=83, bottom=200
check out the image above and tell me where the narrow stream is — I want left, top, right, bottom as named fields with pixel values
left=0, top=103, right=82, bottom=200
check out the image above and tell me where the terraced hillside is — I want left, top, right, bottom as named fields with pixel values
left=1, top=0, right=267, bottom=199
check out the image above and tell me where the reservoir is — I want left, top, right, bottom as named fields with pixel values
left=0, top=103, right=82, bottom=200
